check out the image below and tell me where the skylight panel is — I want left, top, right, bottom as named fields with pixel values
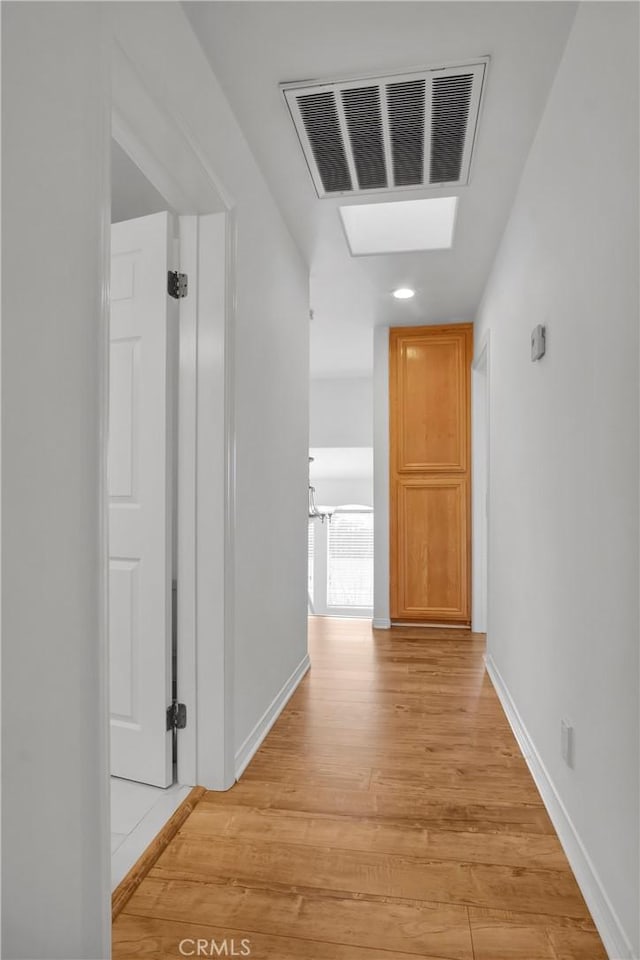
left=339, top=197, right=458, bottom=256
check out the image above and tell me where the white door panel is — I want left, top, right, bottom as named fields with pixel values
left=109, top=211, right=176, bottom=788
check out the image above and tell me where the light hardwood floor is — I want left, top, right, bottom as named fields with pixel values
left=113, top=617, right=606, bottom=960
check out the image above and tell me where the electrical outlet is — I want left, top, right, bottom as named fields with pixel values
left=561, top=720, right=574, bottom=768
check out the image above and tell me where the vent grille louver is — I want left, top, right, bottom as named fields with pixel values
left=341, top=86, right=387, bottom=191
left=430, top=74, right=473, bottom=184
left=298, top=91, right=352, bottom=193
left=284, top=61, right=486, bottom=198
left=387, top=79, right=426, bottom=188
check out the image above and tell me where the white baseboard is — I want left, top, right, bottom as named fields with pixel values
left=234, top=654, right=311, bottom=780
left=485, top=655, right=636, bottom=960
left=372, top=618, right=391, bottom=629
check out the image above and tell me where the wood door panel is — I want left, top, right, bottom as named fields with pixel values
left=390, top=324, right=472, bottom=623
left=392, top=330, right=467, bottom=473
left=395, top=478, right=468, bottom=620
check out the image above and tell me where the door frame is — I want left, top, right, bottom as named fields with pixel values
left=111, top=37, right=236, bottom=792
left=472, top=330, right=490, bottom=634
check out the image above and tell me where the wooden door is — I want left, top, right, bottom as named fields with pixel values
left=109, top=211, right=176, bottom=787
left=390, top=324, right=473, bottom=624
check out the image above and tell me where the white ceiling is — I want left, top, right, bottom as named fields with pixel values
left=184, top=1, right=576, bottom=378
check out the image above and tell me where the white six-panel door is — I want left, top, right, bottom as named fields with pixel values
left=109, top=212, right=176, bottom=787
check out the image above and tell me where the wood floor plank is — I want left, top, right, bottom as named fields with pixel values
left=264, top=723, right=521, bottom=753
left=200, top=782, right=555, bottom=834
left=275, top=701, right=511, bottom=729
left=241, top=753, right=541, bottom=803
left=123, top=876, right=474, bottom=959
left=298, top=683, right=498, bottom=701
left=301, top=668, right=494, bottom=694
left=259, top=730, right=525, bottom=770
left=150, top=834, right=590, bottom=919
left=281, top=701, right=507, bottom=725
left=369, top=765, right=542, bottom=804
left=241, top=753, right=373, bottom=790
left=258, top=734, right=526, bottom=769
left=112, top=618, right=606, bottom=958
left=546, top=924, right=609, bottom=960
left=180, top=802, right=568, bottom=870
left=290, top=689, right=506, bottom=718
left=468, top=907, right=606, bottom=960
left=270, top=717, right=515, bottom=748
left=244, top=746, right=531, bottom=781
left=113, top=913, right=459, bottom=960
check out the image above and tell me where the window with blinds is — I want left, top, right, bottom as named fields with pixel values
left=327, top=511, right=374, bottom=608
left=308, top=520, right=315, bottom=602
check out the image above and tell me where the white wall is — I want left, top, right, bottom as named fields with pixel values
left=2, top=5, right=111, bottom=958
left=310, top=377, right=374, bottom=506
left=310, top=377, right=373, bottom=447
left=475, top=5, right=639, bottom=957
left=2, top=2, right=309, bottom=956
left=313, top=478, right=374, bottom=508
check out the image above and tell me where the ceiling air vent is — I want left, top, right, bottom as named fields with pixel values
left=282, top=61, right=487, bottom=198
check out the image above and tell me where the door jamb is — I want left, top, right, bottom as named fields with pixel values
left=175, top=213, right=236, bottom=789
left=472, top=330, right=490, bottom=635
left=175, top=216, right=198, bottom=786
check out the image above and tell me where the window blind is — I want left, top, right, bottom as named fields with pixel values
left=327, top=511, right=374, bottom=608
left=308, top=520, right=315, bottom=602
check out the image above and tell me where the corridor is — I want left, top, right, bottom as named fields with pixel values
left=113, top=617, right=605, bottom=959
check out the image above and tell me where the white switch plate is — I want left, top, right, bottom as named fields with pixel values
left=531, top=323, right=546, bottom=361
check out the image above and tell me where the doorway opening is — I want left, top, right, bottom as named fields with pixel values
left=308, top=447, right=374, bottom=619
left=107, top=125, right=235, bottom=888
left=109, top=141, right=191, bottom=887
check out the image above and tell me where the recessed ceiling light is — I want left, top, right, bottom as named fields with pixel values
left=339, top=197, right=458, bottom=256
left=393, top=287, right=415, bottom=300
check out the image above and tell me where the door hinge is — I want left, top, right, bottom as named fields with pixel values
left=168, top=271, right=188, bottom=299
left=166, top=700, right=187, bottom=731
